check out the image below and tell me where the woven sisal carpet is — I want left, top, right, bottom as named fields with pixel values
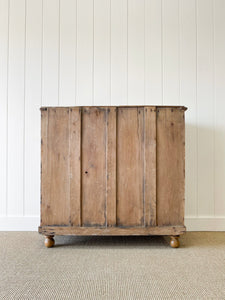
left=0, top=232, right=225, bottom=299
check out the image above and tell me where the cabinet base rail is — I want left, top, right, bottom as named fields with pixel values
left=40, top=226, right=185, bottom=248
left=39, top=225, right=185, bottom=236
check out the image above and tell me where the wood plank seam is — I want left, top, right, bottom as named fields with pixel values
left=106, top=107, right=117, bottom=227
left=143, top=107, right=146, bottom=226
left=80, top=107, right=82, bottom=226
left=144, top=107, right=157, bottom=227
left=155, top=108, right=158, bottom=227
left=69, top=108, right=71, bottom=225
left=104, top=109, right=109, bottom=227
left=116, top=107, right=119, bottom=226
left=151, top=107, right=157, bottom=226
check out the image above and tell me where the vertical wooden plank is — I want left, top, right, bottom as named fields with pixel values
left=76, top=0, right=93, bottom=105
left=162, top=0, right=180, bottom=104
left=127, top=0, right=145, bottom=105
left=197, top=0, right=214, bottom=216
left=157, top=108, right=185, bottom=226
left=111, top=0, right=127, bottom=105
left=40, top=108, right=48, bottom=226
left=42, top=0, right=59, bottom=106
left=93, top=0, right=110, bottom=105
left=106, top=107, right=117, bottom=226
left=0, top=0, right=9, bottom=215
left=82, top=107, right=106, bottom=226
left=41, top=108, right=70, bottom=225
left=145, top=0, right=162, bottom=105
left=7, top=0, right=25, bottom=215
left=59, top=0, right=76, bottom=106
left=24, top=0, right=42, bottom=216
left=70, top=108, right=81, bottom=226
left=117, top=107, right=144, bottom=226
left=144, top=107, right=156, bottom=226
left=214, top=0, right=225, bottom=216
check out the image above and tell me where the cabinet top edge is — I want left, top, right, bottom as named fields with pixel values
left=40, top=105, right=188, bottom=111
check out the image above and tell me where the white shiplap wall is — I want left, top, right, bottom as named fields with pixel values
left=0, top=0, right=225, bottom=231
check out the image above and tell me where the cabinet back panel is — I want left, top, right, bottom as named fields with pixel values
left=41, top=106, right=185, bottom=228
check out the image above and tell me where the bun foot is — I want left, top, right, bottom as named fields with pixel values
left=170, top=236, right=180, bottom=248
left=44, top=235, right=55, bottom=248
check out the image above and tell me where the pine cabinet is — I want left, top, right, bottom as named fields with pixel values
left=39, top=106, right=187, bottom=248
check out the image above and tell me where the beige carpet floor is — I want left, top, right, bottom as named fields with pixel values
left=0, top=232, right=224, bottom=300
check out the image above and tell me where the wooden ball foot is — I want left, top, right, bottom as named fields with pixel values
left=44, top=235, right=55, bottom=248
left=170, top=236, right=180, bottom=248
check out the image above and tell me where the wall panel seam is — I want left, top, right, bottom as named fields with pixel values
left=178, top=0, right=180, bottom=105
left=212, top=0, right=215, bottom=217
left=41, top=0, right=43, bottom=106
left=23, top=0, right=27, bottom=217
left=58, top=0, right=60, bottom=105
left=144, top=0, right=146, bottom=104
left=92, top=0, right=94, bottom=105
left=6, top=0, right=10, bottom=217
left=75, top=0, right=77, bottom=105
left=161, top=0, right=164, bottom=104
left=109, top=0, right=111, bottom=105
left=195, top=0, right=198, bottom=217
left=126, top=0, right=128, bottom=105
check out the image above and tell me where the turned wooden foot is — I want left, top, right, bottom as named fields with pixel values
left=44, top=235, right=55, bottom=248
left=170, top=236, right=180, bottom=248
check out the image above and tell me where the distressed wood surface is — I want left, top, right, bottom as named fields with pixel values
left=40, top=106, right=186, bottom=236
left=41, top=108, right=70, bottom=225
left=144, top=107, right=157, bottom=226
left=81, top=107, right=106, bottom=226
left=69, top=108, right=81, bottom=226
left=117, top=107, right=144, bottom=226
left=39, top=225, right=186, bottom=236
left=156, top=108, right=185, bottom=226
left=40, top=109, right=48, bottom=226
left=106, top=107, right=117, bottom=226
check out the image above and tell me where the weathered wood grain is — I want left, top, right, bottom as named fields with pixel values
left=69, top=108, right=81, bottom=226
left=41, top=108, right=70, bottom=225
left=106, top=107, right=117, bottom=226
left=81, top=107, right=106, bottom=226
left=39, top=225, right=186, bottom=236
left=144, top=107, right=157, bottom=226
left=117, top=107, right=144, bottom=226
left=40, top=108, right=48, bottom=226
left=156, top=108, right=185, bottom=226
left=40, top=106, right=186, bottom=241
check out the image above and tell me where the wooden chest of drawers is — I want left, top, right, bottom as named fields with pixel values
left=39, top=106, right=187, bottom=248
